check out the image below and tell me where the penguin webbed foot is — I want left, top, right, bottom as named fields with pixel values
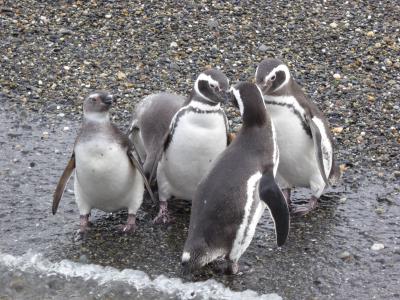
left=153, top=201, right=175, bottom=224
left=118, top=213, right=137, bottom=234
left=290, top=196, right=319, bottom=217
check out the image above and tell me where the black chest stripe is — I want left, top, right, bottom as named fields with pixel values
left=164, top=107, right=223, bottom=151
left=264, top=100, right=312, bottom=137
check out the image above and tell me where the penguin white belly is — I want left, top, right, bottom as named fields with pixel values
left=267, top=103, right=320, bottom=187
left=160, top=112, right=227, bottom=200
left=74, top=139, right=139, bottom=213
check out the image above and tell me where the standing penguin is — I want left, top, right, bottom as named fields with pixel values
left=182, top=82, right=289, bottom=275
left=52, top=92, right=154, bottom=233
left=255, top=58, right=339, bottom=216
left=144, top=69, right=231, bottom=224
left=128, top=93, right=185, bottom=177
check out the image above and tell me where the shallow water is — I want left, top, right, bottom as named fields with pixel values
left=0, top=100, right=399, bottom=299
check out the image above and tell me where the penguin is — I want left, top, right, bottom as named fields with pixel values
left=181, top=82, right=289, bottom=275
left=128, top=93, right=185, bottom=177
left=143, top=69, right=231, bottom=224
left=52, top=92, right=154, bottom=233
left=255, top=58, right=339, bottom=216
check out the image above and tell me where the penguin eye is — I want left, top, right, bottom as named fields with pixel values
left=270, top=74, right=276, bottom=81
left=209, top=82, right=218, bottom=89
left=91, top=98, right=97, bottom=102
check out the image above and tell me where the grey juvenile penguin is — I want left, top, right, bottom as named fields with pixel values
left=182, top=82, right=290, bottom=275
left=129, top=93, right=185, bottom=177
left=53, top=92, right=154, bottom=233
left=255, top=58, right=339, bottom=216
left=138, top=69, right=231, bottom=224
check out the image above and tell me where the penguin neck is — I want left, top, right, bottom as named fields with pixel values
left=188, top=98, right=221, bottom=112
left=240, top=102, right=267, bottom=128
left=84, top=111, right=110, bottom=125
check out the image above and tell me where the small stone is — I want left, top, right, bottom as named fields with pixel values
left=42, top=131, right=49, bottom=139
left=332, top=127, right=343, bottom=134
left=339, top=197, right=347, bottom=203
left=170, top=41, right=178, bottom=48
left=58, top=113, right=65, bottom=117
left=333, top=73, right=341, bottom=80
left=105, top=14, right=112, bottom=19
left=207, top=18, right=219, bottom=29
left=330, top=22, right=338, bottom=28
left=63, top=126, right=70, bottom=131
left=38, top=80, right=43, bottom=85
left=63, top=66, right=70, bottom=71
left=393, top=171, right=400, bottom=178
left=371, top=243, right=384, bottom=251
left=29, top=162, right=36, bottom=168
left=384, top=59, right=392, bottom=66
left=258, top=44, right=268, bottom=52
left=374, top=42, right=381, bottom=48
left=366, top=31, right=375, bottom=37
left=367, top=95, right=376, bottom=102
left=338, top=251, right=351, bottom=260
left=116, top=71, right=126, bottom=80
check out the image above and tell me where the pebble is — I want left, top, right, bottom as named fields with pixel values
left=63, top=126, right=70, bottom=131
left=105, top=14, right=112, bottom=19
left=258, top=44, right=268, bottom=52
left=330, top=22, right=338, bottom=28
left=393, top=171, right=400, bottom=178
left=338, top=251, right=352, bottom=260
left=339, top=197, right=347, bottom=203
left=207, top=18, right=219, bottom=29
left=333, top=73, right=341, bottom=80
left=170, top=41, right=178, bottom=48
left=42, top=131, right=49, bottom=139
left=366, top=31, right=375, bottom=37
left=371, top=243, right=384, bottom=251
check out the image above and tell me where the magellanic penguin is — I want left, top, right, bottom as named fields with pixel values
left=144, top=69, right=231, bottom=224
left=52, top=92, right=154, bottom=234
left=128, top=93, right=185, bottom=177
left=181, top=82, right=290, bottom=275
left=255, top=58, right=340, bottom=216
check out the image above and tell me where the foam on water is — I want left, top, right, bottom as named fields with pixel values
left=0, top=251, right=281, bottom=300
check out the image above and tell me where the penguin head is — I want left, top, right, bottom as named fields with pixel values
left=181, top=240, right=209, bottom=275
left=83, top=91, right=114, bottom=121
left=255, top=58, right=291, bottom=95
left=230, top=82, right=267, bottom=126
left=193, top=69, right=230, bottom=104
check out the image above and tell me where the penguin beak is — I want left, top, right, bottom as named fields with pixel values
left=103, top=95, right=114, bottom=106
left=259, top=80, right=273, bottom=94
left=181, top=261, right=191, bottom=277
left=216, top=89, right=231, bottom=104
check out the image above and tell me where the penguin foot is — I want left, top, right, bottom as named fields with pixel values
left=226, top=261, right=239, bottom=275
left=118, top=214, right=137, bottom=234
left=282, top=188, right=292, bottom=207
left=79, top=214, right=91, bottom=233
left=290, top=196, right=318, bottom=217
left=153, top=201, right=174, bottom=224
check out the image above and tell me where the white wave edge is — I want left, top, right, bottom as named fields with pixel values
left=0, top=251, right=281, bottom=300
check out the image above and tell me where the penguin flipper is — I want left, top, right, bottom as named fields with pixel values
left=127, top=148, right=157, bottom=204
left=52, top=153, right=75, bottom=215
left=259, top=171, right=290, bottom=247
left=127, top=119, right=146, bottom=165
left=148, top=130, right=171, bottom=185
left=308, top=116, right=332, bottom=186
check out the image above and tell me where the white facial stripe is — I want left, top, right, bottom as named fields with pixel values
left=181, top=252, right=190, bottom=262
left=229, top=171, right=262, bottom=261
left=194, top=73, right=220, bottom=102
left=88, top=93, right=100, bottom=99
left=263, top=64, right=291, bottom=92
left=255, top=65, right=259, bottom=80
left=189, top=100, right=221, bottom=111
left=230, top=87, right=244, bottom=116
left=312, top=116, right=333, bottom=178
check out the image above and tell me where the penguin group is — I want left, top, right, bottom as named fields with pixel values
left=53, top=58, right=339, bottom=275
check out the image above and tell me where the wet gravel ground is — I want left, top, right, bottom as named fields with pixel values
left=1, top=0, right=399, bottom=299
